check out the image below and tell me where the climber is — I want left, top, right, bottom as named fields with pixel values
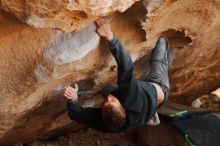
left=64, top=17, right=173, bottom=132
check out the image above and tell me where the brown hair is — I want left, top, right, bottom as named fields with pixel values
left=102, top=104, right=126, bottom=130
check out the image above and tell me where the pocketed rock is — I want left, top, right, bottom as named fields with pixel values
left=0, top=0, right=219, bottom=145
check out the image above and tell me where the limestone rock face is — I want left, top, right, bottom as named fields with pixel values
left=0, top=0, right=219, bottom=145
left=143, top=0, right=220, bottom=104
left=0, top=0, right=139, bottom=32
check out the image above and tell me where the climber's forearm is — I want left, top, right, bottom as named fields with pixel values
left=108, top=37, right=135, bottom=84
left=67, top=99, right=83, bottom=121
left=67, top=100, right=109, bottom=132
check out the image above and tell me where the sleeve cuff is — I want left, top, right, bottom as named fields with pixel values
left=67, top=99, right=81, bottom=112
left=68, top=99, right=79, bottom=104
left=109, top=37, right=118, bottom=46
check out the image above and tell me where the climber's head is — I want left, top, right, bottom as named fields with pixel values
left=102, top=94, right=126, bottom=130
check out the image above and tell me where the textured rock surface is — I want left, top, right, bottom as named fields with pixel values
left=192, top=88, right=220, bottom=117
left=0, top=0, right=139, bottom=32
left=143, top=0, right=220, bottom=104
left=0, top=0, right=219, bottom=145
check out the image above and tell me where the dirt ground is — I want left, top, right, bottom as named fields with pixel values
left=15, top=128, right=137, bottom=146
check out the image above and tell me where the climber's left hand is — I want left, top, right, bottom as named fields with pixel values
left=64, top=84, right=78, bottom=101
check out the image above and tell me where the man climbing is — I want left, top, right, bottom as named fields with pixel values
left=64, top=17, right=173, bottom=132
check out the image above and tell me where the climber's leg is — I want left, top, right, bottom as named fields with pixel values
left=146, top=37, right=173, bottom=105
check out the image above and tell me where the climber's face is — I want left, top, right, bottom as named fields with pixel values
left=102, top=94, right=122, bottom=108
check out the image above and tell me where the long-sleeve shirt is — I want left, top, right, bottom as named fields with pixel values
left=67, top=37, right=157, bottom=133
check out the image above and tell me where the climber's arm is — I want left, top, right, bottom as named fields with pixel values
left=108, top=37, right=135, bottom=84
left=67, top=100, right=107, bottom=132
left=96, top=17, right=135, bottom=85
left=64, top=85, right=109, bottom=132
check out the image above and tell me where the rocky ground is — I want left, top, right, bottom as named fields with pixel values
left=14, top=128, right=136, bottom=146
left=192, top=88, right=220, bottom=117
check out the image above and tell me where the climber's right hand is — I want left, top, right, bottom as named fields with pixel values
left=95, top=17, right=113, bottom=41
left=64, top=84, right=79, bottom=101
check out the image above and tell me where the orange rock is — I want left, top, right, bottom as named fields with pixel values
left=0, top=0, right=219, bottom=145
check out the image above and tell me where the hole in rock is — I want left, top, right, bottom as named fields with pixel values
left=111, top=0, right=147, bottom=45
left=74, top=78, right=95, bottom=90
left=70, top=78, right=96, bottom=98
left=110, top=65, right=117, bottom=72
left=161, top=29, right=192, bottom=49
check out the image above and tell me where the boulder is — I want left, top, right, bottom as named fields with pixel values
left=0, top=0, right=219, bottom=145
